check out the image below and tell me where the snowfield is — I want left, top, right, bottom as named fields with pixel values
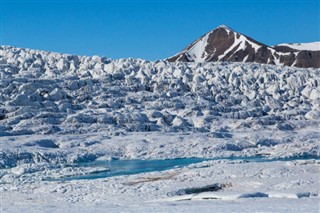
left=0, top=46, right=319, bottom=212
left=276, top=42, right=320, bottom=51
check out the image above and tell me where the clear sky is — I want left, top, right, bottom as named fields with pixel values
left=1, top=0, right=319, bottom=60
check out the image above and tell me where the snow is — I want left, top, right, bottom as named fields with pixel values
left=276, top=42, right=320, bottom=51
left=217, top=24, right=232, bottom=34
left=1, top=156, right=319, bottom=212
left=185, top=33, right=210, bottom=62
left=0, top=45, right=320, bottom=212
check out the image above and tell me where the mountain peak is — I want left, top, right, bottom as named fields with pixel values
left=216, top=24, right=233, bottom=31
left=167, top=26, right=320, bottom=68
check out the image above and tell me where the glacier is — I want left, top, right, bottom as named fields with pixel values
left=0, top=45, right=319, bottom=212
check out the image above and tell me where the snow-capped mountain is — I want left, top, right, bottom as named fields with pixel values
left=167, top=25, right=320, bottom=68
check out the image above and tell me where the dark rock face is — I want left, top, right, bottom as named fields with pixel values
left=167, top=25, right=320, bottom=68
left=294, top=51, right=320, bottom=68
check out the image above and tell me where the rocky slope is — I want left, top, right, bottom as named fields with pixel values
left=167, top=25, right=320, bottom=68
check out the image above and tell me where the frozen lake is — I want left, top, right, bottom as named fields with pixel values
left=47, top=155, right=320, bottom=181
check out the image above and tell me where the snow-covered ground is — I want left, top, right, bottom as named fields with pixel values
left=276, top=42, right=320, bottom=51
left=0, top=46, right=319, bottom=212
left=2, top=158, right=319, bottom=213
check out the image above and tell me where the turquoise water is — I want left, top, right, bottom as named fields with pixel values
left=47, top=155, right=319, bottom=181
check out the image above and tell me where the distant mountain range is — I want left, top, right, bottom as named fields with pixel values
left=167, top=25, right=320, bottom=68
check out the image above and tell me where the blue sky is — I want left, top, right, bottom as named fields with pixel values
left=1, top=0, right=319, bottom=60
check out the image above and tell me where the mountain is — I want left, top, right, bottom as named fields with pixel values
left=167, top=25, right=320, bottom=68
